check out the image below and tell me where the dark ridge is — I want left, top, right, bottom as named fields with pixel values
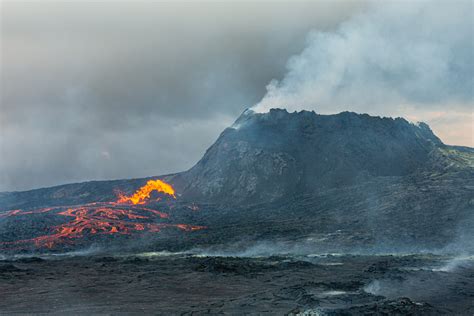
left=174, top=108, right=447, bottom=203
left=0, top=109, right=470, bottom=210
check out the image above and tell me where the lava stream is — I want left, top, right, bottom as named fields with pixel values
left=0, top=179, right=205, bottom=250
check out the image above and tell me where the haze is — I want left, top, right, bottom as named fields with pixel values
left=1, top=0, right=472, bottom=191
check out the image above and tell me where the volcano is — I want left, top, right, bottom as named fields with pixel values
left=0, top=109, right=473, bottom=252
left=173, top=109, right=452, bottom=203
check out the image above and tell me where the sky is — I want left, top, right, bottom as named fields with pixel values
left=0, top=0, right=472, bottom=191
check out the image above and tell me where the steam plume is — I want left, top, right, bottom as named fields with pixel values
left=253, top=1, right=473, bottom=119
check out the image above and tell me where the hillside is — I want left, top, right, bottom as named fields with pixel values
left=0, top=109, right=472, bottom=253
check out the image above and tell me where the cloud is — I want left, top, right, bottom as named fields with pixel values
left=0, top=1, right=365, bottom=191
left=1, top=1, right=471, bottom=191
left=253, top=0, right=473, bottom=146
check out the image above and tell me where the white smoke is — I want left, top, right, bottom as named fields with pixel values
left=252, top=0, right=473, bottom=119
left=433, top=256, right=474, bottom=272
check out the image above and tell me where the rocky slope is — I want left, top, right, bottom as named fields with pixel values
left=0, top=109, right=473, bottom=252
left=172, top=109, right=459, bottom=203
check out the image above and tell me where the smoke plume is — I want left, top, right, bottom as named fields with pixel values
left=253, top=0, right=473, bottom=145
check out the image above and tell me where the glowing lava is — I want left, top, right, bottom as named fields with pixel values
left=0, top=179, right=205, bottom=250
left=117, top=179, right=176, bottom=204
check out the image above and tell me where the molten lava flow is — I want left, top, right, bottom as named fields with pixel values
left=117, top=179, right=176, bottom=204
left=0, top=179, right=205, bottom=250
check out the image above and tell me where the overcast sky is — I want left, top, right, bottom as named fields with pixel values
left=1, top=0, right=472, bottom=191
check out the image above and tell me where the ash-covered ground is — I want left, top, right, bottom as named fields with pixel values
left=0, top=251, right=473, bottom=315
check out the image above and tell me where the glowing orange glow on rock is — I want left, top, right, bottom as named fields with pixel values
left=117, top=179, right=176, bottom=204
left=0, top=179, right=205, bottom=250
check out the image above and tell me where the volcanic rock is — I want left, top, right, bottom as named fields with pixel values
left=175, top=109, right=448, bottom=203
left=0, top=109, right=473, bottom=252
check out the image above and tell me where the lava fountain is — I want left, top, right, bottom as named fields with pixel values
left=0, top=179, right=205, bottom=250
left=117, top=179, right=176, bottom=204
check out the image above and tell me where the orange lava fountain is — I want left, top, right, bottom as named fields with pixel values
left=117, top=179, right=176, bottom=204
left=0, top=179, right=205, bottom=250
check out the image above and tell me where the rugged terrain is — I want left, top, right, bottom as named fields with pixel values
left=0, top=252, right=473, bottom=315
left=1, top=109, right=472, bottom=253
left=0, top=109, right=473, bottom=314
